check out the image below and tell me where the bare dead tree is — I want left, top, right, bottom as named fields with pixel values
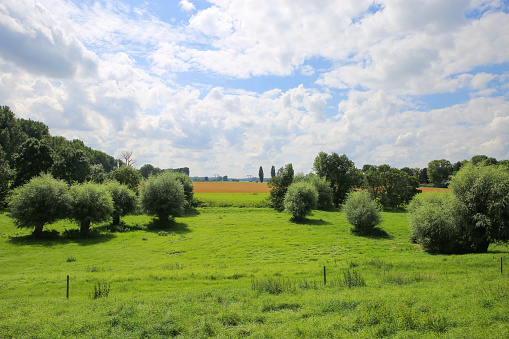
left=120, top=150, right=136, bottom=168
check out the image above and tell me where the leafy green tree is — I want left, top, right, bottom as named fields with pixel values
left=18, top=118, right=49, bottom=140
left=105, top=181, right=138, bottom=225
left=8, top=174, right=70, bottom=237
left=292, top=173, right=333, bottom=210
left=0, top=146, right=14, bottom=204
left=140, top=164, right=162, bottom=179
left=0, top=106, right=26, bottom=162
left=343, top=191, right=381, bottom=235
left=313, top=152, right=358, bottom=206
left=408, top=192, right=464, bottom=253
left=259, top=166, right=264, bottom=183
left=284, top=181, right=318, bottom=220
left=470, top=155, right=488, bottom=166
left=52, top=148, right=91, bottom=184
left=449, top=163, right=509, bottom=253
left=12, top=138, right=54, bottom=188
left=419, top=168, right=429, bottom=184
left=308, top=174, right=334, bottom=210
left=363, top=165, right=420, bottom=208
left=139, top=172, right=186, bottom=222
left=108, top=165, right=141, bottom=191
left=89, top=164, right=107, bottom=183
left=172, top=171, right=194, bottom=207
left=427, top=159, right=453, bottom=187
left=268, top=163, right=294, bottom=211
left=271, top=165, right=276, bottom=178
left=69, top=182, right=113, bottom=235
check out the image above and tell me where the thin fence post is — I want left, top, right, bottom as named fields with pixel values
left=501, top=257, right=503, bottom=274
left=324, top=266, right=326, bottom=286
left=67, top=275, right=69, bottom=299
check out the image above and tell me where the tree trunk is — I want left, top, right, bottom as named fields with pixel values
left=112, top=211, right=120, bottom=225
left=80, top=220, right=91, bottom=236
left=32, top=224, right=44, bottom=238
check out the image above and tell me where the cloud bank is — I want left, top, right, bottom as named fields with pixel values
left=0, top=0, right=508, bottom=177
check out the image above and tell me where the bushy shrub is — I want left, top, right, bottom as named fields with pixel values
left=8, top=173, right=70, bottom=237
left=139, top=171, right=186, bottom=222
left=409, top=163, right=509, bottom=253
left=108, top=165, right=141, bottom=191
left=283, top=181, right=318, bottom=220
left=449, top=163, right=509, bottom=253
left=69, top=182, right=113, bottom=235
left=308, top=175, right=334, bottom=210
left=268, top=164, right=294, bottom=212
left=105, top=181, right=138, bottom=225
left=407, top=193, right=465, bottom=253
left=343, top=191, right=381, bottom=235
left=172, top=172, right=194, bottom=207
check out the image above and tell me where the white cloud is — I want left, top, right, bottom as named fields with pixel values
left=179, top=0, right=195, bottom=13
left=0, top=0, right=508, bottom=177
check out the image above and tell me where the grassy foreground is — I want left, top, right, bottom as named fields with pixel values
left=0, top=202, right=508, bottom=338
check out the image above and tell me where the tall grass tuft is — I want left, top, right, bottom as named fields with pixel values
left=251, top=276, right=296, bottom=294
left=90, top=281, right=110, bottom=299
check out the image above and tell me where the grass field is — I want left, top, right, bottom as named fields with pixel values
left=0, top=190, right=508, bottom=338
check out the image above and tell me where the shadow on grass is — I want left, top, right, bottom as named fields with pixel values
left=183, top=208, right=201, bottom=217
left=351, top=227, right=394, bottom=240
left=7, top=229, right=116, bottom=246
left=145, top=218, right=192, bottom=235
left=291, top=218, right=332, bottom=226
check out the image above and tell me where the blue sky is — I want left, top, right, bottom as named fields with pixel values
left=0, top=0, right=508, bottom=177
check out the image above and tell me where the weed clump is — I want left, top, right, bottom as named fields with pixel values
left=90, top=281, right=110, bottom=299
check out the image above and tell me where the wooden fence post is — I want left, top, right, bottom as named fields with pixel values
left=67, top=275, right=69, bottom=299
left=324, top=266, right=326, bottom=286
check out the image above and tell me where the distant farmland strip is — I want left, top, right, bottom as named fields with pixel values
left=193, top=182, right=270, bottom=193
left=193, top=182, right=448, bottom=194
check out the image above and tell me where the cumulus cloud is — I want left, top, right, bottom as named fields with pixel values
left=0, top=1, right=97, bottom=78
left=0, top=0, right=508, bottom=177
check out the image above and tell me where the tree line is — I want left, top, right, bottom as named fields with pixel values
left=0, top=106, right=189, bottom=205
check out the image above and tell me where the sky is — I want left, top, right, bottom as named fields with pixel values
left=0, top=0, right=508, bottom=178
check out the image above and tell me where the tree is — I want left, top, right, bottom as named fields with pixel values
left=0, top=106, right=26, bottom=162
left=284, top=181, right=318, bottom=220
left=449, top=163, right=509, bottom=253
left=12, top=138, right=54, bottom=188
left=139, top=172, right=186, bottom=222
left=108, top=165, right=141, bottom=191
left=69, top=182, right=113, bottom=235
left=270, top=165, right=276, bottom=178
left=172, top=171, right=194, bottom=207
left=8, top=174, right=69, bottom=237
left=259, top=166, right=264, bottom=183
left=343, top=191, right=382, bottom=235
left=0, top=145, right=13, bottom=204
left=408, top=193, right=464, bottom=253
left=140, top=164, right=162, bottom=179
left=120, top=150, right=136, bottom=167
left=268, top=163, right=294, bottom=211
left=419, top=168, right=429, bottom=185
left=51, top=148, right=91, bottom=184
left=89, top=164, right=107, bottom=184
left=18, top=118, right=49, bottom=140
left=313, top=152, right=357, bottom=206
left=427, top=159, right=453, bottom=187
left=105, top=181, right=138, bottom=225
left=363, top=165, right=420, bottom=208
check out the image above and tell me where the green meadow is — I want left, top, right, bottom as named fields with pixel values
left=0, top=194, right=508, bottom=338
